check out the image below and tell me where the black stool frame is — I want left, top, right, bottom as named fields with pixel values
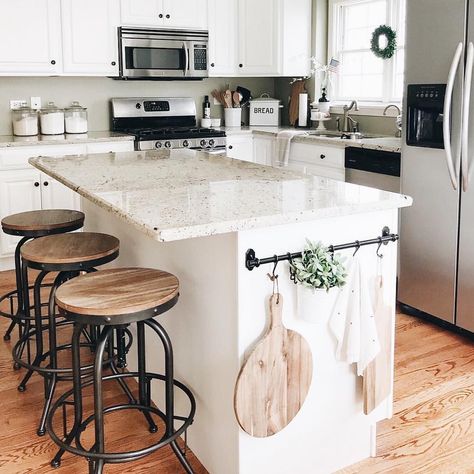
left=47, top=295, right=196, bottom=474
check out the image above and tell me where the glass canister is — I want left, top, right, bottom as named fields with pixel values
left=12, top=105, right=38, bottom=136
left=65, top=101, right=88, bottom=134
left=40, top=102, right=65, bottom=135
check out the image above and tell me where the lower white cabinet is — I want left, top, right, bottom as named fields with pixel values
left=0, top=139, right=134, bottom=262
left=226, top=135, right=254, bottom=163
left=253, top=135, right=275, bottom=166
left=289, top=142, right=345, bottom=181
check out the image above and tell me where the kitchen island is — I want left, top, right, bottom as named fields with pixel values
left=30, top=149, right=411, bottom=474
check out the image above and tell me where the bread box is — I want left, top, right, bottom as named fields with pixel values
left=249, top=94, right=283, bottom=126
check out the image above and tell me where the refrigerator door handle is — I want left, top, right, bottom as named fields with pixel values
left=462, top=42, right=474, bottom=192
left=444, top=42, right=463, bottom=190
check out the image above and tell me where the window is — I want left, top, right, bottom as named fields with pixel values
left=328, top=0, right=406, bottom=103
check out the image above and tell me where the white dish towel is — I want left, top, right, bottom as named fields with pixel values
left=329, top=256, right=381, bottom=376
left=273, top=130, right=308, bottom=167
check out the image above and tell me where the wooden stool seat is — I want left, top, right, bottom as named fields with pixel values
left=20, top=232, right=119, bottom=265
left=1, top=209, right=84, bottom=236
left=55, top=268, right=179, bottom=319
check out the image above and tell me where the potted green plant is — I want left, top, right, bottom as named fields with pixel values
left=290, top=240, right=347, bottom=323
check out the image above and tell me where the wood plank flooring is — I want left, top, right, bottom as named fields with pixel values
left=0, top=269, right=473, bottom=473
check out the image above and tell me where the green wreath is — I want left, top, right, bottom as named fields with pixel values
left=370, top=25, right=397, bottom=59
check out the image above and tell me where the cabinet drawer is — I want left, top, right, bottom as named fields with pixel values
left=290, top=142, right=345, bottom=170
left=0, top=144, right=85, bottom=170
left=304, top=163, right=345, bottom=181
left=86, top=141, right=134, bottom=154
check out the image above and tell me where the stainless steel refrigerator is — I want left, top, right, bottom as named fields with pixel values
left=399, top=0, right=474, bottom=333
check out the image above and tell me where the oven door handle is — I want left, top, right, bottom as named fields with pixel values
left=444, top=42, right=463, bottom=190
left=183, top=42, right=189, bottom=77
left=462, top=42, right=474, bottom=192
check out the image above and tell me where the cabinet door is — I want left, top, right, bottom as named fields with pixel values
left=227, top=135, right=254, bottom=162
left=0, top=0, right=62, bottom=74
left=253, top=136, right=275, bottom=166
left=0, top=170, right=42, bottom=256
left=120, top=0, right=163, bottom=27
left=163, top=0, right=207, bottom=29
left=40, top=173, right=81, bottom=212
left=238, top=0, right=281, bottom=75
left=61, top=0, right=120, bottom=75
left=208, top=0, right=237, bottom=76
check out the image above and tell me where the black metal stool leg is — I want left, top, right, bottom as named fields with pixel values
left=3, top=320, right=16, bottom=342
left=137, top=321, right=158, bottom=433
left=145, top=319, right=195, bottom=474
left=14, top=259, right=32, bottom=371
left=37, top=272, right=66, bottom=436
left=51, top=322, right=85, bottom=468
left=18, top=270, right=48, bottom=392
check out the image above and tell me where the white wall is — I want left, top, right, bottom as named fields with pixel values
left=0, top=76, right=275, bottom=135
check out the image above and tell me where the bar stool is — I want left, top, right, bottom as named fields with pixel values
left=13, top=232, right=127, bottom=437
left=0, top=209, right=84, bottom=345
left=47, top=268, right=196, bottom=474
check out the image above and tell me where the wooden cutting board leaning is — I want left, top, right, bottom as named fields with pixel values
left=234, top=293, right=313, bottom=437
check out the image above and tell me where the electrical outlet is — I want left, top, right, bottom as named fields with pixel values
left=10, top=99, right=27, bottom=110
left=30, top=96, right=41, bottom=110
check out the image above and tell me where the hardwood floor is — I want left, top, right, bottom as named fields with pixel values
left=0, top=269, right=473, bottom=473
left=0, top=270, right=207, bottom=474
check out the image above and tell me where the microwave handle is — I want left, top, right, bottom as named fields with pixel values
left=183, top=42, right=189, bottom=77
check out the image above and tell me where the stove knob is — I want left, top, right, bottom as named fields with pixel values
left=183, top=140, right=190, bottom=148
left=164, top=141, right=172, bottom=148
left=209, top=139, right=215, bottom=147
left=155, top=141, right=162, bottom=149
left=200, top=139, right=207, bottom=147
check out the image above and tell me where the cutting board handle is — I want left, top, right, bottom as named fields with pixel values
left=270, top=293, right=283, bottom=329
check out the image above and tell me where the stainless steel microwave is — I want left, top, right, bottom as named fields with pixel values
left=118, top=27, right=209, bottom=79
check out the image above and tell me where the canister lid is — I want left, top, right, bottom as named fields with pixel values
left=40, top=101, right=64, bottom=114
left=65, top=101, right=87, bottom=111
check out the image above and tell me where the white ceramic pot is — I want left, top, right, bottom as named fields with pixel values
left=296, top=285, right=339, bottom=324
left=224, top=108, right=242, bottom=127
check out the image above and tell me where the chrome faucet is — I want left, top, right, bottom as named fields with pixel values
left=383, top=104, right=402, bottom=138
left=340, top=100, right=359, bottom=133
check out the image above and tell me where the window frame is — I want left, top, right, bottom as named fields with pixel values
left=327, top=0, right=405, bottom=108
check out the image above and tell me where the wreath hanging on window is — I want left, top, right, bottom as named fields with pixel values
left=370, top=25, right=397, bottom=59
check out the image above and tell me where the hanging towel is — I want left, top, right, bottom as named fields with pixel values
left=329, top=256, right=380, bottom=376
left=273, top=130, right=308, bottom=167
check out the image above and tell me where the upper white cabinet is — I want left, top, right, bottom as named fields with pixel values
left=120, top=0, right=207, bottom=29
left=209, top=0, right=311, bottom=77
left=238, top=0, right=280, bottom=76
left=0, top=0, right=62, bottom=75
left=61, top=0, right=120, bottom=75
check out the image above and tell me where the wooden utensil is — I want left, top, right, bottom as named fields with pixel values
left=363, top=276, right=392, bottom=414
left=211, top=89, right=224, bottom=106
left=233, top=91, right=241, bottom=108
left=223, top=89, right=233, bottom=108
left=289, top=80, right=306, bottom=126
left=234, top=294, right=313, bottom=437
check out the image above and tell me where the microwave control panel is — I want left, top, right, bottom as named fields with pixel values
left=193, top=44, right=207, bottom=71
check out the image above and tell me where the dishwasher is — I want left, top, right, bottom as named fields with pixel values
left=345, top=147, right=401, bottom=193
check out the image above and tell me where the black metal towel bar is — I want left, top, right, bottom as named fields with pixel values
left=245, top=226, right=399, bottom=271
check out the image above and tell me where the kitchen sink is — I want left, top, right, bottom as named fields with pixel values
left=308, top=131, right=383, bottom=140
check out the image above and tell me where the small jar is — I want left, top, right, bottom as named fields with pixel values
left=40, top=101, right=65, bottom=135
left=12, top=105, right=38, bottom=136
left=65, top=101, right=88, bottom=134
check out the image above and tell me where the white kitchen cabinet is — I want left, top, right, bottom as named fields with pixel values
left=61, top=0, right=120, bottom=75
left=226, top=135, right=254, bottom=162
left=238, top=0, right=281, bottom=76
left=40, top=172, right=81, bottom=211
left=289, top=142, right=345, bottom=181
left=0, top=169, right=42, bottom=255
left=208, top=0, right=238, bottom=76
left=120, top=0, right=207, bottom=29
left=0, top=0, right=62, bottom=75
left=253, top=136, right=275, bottom=166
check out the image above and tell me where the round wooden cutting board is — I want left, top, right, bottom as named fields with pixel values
left=234, top=293, right=313, bottom=437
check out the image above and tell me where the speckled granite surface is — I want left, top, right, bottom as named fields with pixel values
left=223, top=126, right=402, bottom=153
left=0, top=131, right=134, bottom=148
left=30, top=149, right=411, bottom=242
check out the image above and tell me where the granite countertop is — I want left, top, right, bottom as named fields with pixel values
left=30, top=149, right=411, bottom=242
left=0, top=131, right=134, bottom=148
left=223, top=126, right=402, bottom=153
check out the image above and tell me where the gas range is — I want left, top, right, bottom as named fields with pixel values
left=111, top=97, right=226, bottom=152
